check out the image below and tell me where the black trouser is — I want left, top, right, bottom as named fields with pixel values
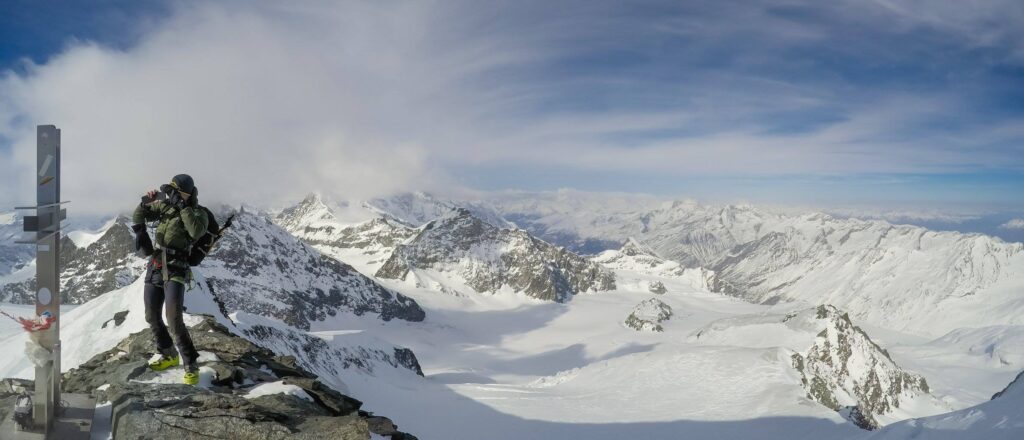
left=144, top=263, right=198, bottom=368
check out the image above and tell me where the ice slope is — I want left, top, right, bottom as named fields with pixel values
left=885, top=325, right=1024, bottom=408
left=861, top=371, right=1024, bottom=440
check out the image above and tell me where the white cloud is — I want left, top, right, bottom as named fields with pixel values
left=1000, top=219, right=1024, bottom=230
left=0, top=1, right=536, bottom=215
left=1, top=0, right=1021, bottom=215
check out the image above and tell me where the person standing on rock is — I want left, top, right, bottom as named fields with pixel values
left=132, top=174, right=209, bottom=385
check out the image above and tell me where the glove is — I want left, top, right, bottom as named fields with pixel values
left=186, top=186, right=199, bottom=207
left=133, top=224, right=154, bottom=257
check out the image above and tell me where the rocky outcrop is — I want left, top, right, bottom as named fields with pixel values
left=62, top=315, right=418, bottom=440
left=790, top=306, right=932, bottom=430
left=648, top=280, right=667, bottom=294
left=376, top=208, right=615, bottom=302
left=239, top=319, right=425, bottom=378
left=625, top=298, right=673, bottom=332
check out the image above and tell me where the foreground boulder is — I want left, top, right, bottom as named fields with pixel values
left=62, top=315, right=417, bottom=439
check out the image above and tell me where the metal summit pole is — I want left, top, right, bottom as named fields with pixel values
left=32, top=125, right=62, bottom=432
left=17, top=125, right=66, bottom=433
left=2, top=125, right=92, bottom=439
left=2, top=125, right=69, bottom=438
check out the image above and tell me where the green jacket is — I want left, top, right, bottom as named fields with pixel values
left=133, top=201, right=209, bottom=264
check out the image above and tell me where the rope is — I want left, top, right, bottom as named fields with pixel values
left=0, top=309, right=55, bottom=332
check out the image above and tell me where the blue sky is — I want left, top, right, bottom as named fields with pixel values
left=0, top=0, right=1022, bottom=213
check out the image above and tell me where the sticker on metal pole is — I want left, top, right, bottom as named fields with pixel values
left=38, top=154, right=54, bottom=177
left=37, top=287, right=52, bottom=306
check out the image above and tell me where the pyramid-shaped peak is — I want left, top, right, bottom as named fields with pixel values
left=299, top=192, right=328, bottom=206
left=620, top=237, right=660, bottom=258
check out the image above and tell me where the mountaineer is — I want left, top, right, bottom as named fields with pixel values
left=131, top=174, right=208, bottom=385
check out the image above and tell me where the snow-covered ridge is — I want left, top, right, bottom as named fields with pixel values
left=203, top=207, right=425, bottom=329
left=376, top=208, right=616, bottom=302
left=275, top=193, right=417, bottom=274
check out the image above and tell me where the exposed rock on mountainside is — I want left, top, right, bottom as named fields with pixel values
left=625, top=298, right=673, bottom=332
left=204, top=208, right=425, bottom=329
left=0, top=212, right=34, bottom=276
left=61, top=315, right=418, bottom=439
left=0, top=217, right=145, bottom=304
left=692, top=305, right=938, bottom=429
left=789, top=306, right=932, bottom=429
left=376, top=208, right=615, bottom=302
left=235, top=313, right=425, bottom=379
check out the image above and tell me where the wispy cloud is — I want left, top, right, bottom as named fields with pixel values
left=1001, top=219, right=1024, bottom=230
left=0, top=0, right=1021, bottom=213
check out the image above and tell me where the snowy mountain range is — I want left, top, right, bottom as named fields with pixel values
left=487, top=191, right=1024, bottom=337
left=1, top=190, right=1023, bottom=439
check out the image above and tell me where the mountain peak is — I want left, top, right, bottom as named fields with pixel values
left=377, top=208, right=615, bottom=302
left=620, top=237, right=659, bottom=258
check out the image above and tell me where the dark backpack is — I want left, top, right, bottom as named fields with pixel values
left=187, top=206, right=234, bottom=266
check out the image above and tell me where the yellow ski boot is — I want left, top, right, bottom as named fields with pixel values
left=183, top=366, right=200, bottom=385
left=148, top=354, right=180, bottom=371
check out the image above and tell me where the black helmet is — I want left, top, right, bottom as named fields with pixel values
left=169, top=174, right=195, bottom=195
